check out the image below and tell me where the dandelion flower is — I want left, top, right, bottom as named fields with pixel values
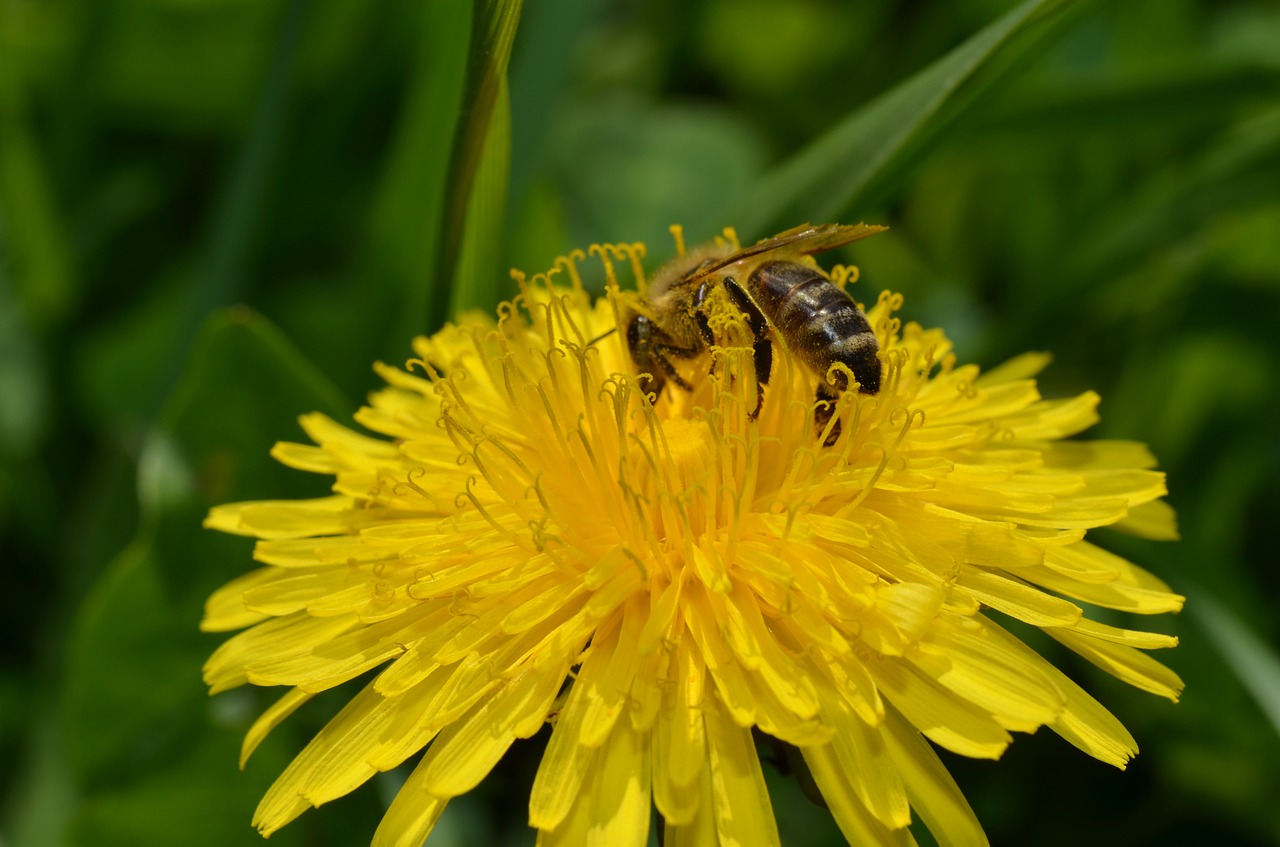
left=202, top=226, right=1183, bottom=846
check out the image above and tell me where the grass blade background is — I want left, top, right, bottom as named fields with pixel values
left=432, top=0, right=523, bottom=328
left=1187, top=585, right=1280, bottom=738
left=368, top=0, right=471, bottom=353
left=735, top=0, right=1081, bottom=236
left=451, top=77, right=513, bottom=319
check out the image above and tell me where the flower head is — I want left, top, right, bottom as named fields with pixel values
left=203, top=226, right=1183, bottom=846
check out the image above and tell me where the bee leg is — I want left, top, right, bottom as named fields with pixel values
left=627, top=314, right=670, bottom=399
left=724, top=277, right=772, bottom=419
left=814, top=384, right=842, bottom=447
left=653, top=342, right=698, bottom=391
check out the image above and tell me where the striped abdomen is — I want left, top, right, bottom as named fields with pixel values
left=747, top=260, right=881, bottom=394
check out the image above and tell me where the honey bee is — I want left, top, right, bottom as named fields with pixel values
left=625, top=222, right=885, bottom=429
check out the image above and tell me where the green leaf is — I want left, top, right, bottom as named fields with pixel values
left=1187, top=584, right=1280, bottom=739
left=68, top=724, right=307, bottom=847
left=62, top=309, right=348, bottom=791
left=431, top=0, right=523, bottom=329
left=733, top=0, right=1084, bottom=236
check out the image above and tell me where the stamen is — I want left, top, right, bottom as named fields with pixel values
left=555, top=249, right=587, bottom=295
left=455, top=478, right=532, bottom=552
left=405, top=357, right=442, bottom=382
left=541, top=347, right=566, bottom=395
left=829, top=264, right=861, bottom=290
left=588, top=244, right=620, bottom=292
left=668, top=224, right=686, bottom=257
left=833, top=406, right=924, bottom=518
left=550, top=292, right=587, bottom=346
left=598, top=375, right=631, bottom=452
left=510, top=268, right=532, bottom=306
left=608, top=242, right=649, bottom=296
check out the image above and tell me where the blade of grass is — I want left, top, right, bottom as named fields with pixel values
left=734, top=0, right=1082, bottom=236
left=1186, top=583, right=1280, bottom=738
left=430, top=0, right=523, bottom=330
left=1069, top=105, right=1280, bottom=283
left=450, top=77, right=512, bottom=318
left=979, top=64, right=1280, bottom=139
left=371, top=0, right=472, bottom=350
left=507, top=0, right=596, bottom=225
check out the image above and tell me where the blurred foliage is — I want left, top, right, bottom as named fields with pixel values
left=1, top=0, right=1278, bottom=844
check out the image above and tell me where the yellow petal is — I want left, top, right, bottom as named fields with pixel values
left=1048, top=626, right=1184, bottom=701
left=1039, top=440, right=1158, bottom=471
left=871, top=657, right=1011, bottom=760
left=204, top=613, right=357, bottom=694
left=253, top=683, right=399, bottom=834
left=684, top=589, right=756, bottom=726
left=417, top=662, right=565, bottom=797
left=954, top=567, right=1082, bottom=627
left=974, top=351, right=1051, bottom=385
left=299, top=411, right=403, bottom=457
left=252, top=536, right=388, bottom=567
left=529, top=688, right=601, bottom=831
left=718, top=582, right=819, bottom=719
left=1064, top=617, right=1178, bottom=650
left=1002, top=392, right=1100, bottom=440
left=1023, top=564, right=1184, bottom=614
left=578, top=608, right=642, bottom=748
left=205, top=495, right=357, bottom=539
left=201, top=568, right=275, bottom=631
left=662, top=762, right=718, bottom=847
left=910, top=617, right=1065, bottom=729
left=370, top=761, right=448, bottom=847
left=704, top=702, right=781, bottom=847
left=585, top=716, right=651, bottom=847
left=657, top=640, right=708, bottom=787
left=1049, top=673, right=1138, bottom=769
left=1111, top=498, right=1179, bottom=540
left=240, top=687, right=312, bottom=767
left=803, top=743, right=905, bottom=846
left=240, top=567, right=369, bottom=617
left=881, top=708, right=989, bottom=847
left=821, top=694, right=911, bottom=829
left=270, top=441, right=340, bottom=473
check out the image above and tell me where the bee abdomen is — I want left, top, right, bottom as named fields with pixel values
left=749, top=260, right=881, bottom=394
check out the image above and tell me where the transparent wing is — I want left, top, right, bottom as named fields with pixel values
left=686, top=222, right=887, bottom=283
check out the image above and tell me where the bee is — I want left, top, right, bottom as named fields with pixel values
left=625, top=222, right=886, bottom=430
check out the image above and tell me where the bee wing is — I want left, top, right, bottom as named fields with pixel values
left=686, top=222, right=886, bottom=283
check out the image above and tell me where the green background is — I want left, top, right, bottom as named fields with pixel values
left=2, top=0, right=1278, bottom=844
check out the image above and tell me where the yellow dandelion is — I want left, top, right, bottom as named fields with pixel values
left=202, top=224, right=1183, bottom=847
